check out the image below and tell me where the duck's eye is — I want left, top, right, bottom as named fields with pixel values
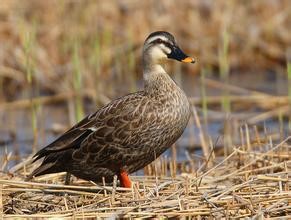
left=156, top=38, right=163, bottom=44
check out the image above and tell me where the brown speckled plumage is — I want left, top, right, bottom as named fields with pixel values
left=28, top=31, right=195, bottom=184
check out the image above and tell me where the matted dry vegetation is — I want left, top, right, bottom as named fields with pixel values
left=1, top=134, right=290, bottom=219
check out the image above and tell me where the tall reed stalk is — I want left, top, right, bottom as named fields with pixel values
left=72, top=41, right=84, bottom=122
left=89, top=34, right=101, bottom=105
left=219, top=28, right=231, bottom=113
left=219, top=26, right=232, bottom=155
left=23, top=27, right=39, bottom=153
left=127, top=34, right=137, bottom=93
left=200, top=68, right=208, bottom=126
left=287, top=60, right=291, bottom=131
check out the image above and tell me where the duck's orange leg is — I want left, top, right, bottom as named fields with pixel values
left=119, top=169, right=132, bottom=188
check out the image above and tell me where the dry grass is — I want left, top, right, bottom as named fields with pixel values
left=1, top=134, right=290, bottom=219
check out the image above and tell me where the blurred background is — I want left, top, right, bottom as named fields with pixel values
left=0, top=0, right=290, bottom=167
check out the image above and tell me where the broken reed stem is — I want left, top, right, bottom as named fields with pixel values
left=191, top=106, right=210, bottom=161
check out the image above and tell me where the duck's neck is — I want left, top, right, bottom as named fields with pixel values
left=143, top=62, right=178, bottom=95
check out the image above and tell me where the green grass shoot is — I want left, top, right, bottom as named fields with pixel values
left=200, top=68, right=208, bottom=126
left=23, top=26, right=39, bottom=152
left=72, top=40, right=84, bottom=122
left=219, top=28, right=231, bottom=113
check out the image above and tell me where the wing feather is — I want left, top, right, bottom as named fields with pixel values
left=32, top=92, right=145, bottom=164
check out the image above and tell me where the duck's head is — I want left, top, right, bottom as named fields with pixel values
left=143, top=31, right=195, bottom=65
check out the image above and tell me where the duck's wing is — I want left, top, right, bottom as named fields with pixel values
left=72, top=93, right=151, bottom=168
left=32, top=91, right=146, bottom=162
left=32, top=115, right=97, bottom=162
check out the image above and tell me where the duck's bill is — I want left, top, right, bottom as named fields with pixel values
left=167, top=46, right=195, bottom=64
left=181, top=57, right=195, bottom=63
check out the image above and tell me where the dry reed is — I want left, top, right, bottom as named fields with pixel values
left=0, top=135, right=290, bottom=218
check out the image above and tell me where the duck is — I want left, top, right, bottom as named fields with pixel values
left=27, top=31, right=195, bottom=188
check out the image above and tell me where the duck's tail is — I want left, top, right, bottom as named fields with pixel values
left=26, top=161, right=60, bottom=180
left=26, top=151, right=68, bottom=181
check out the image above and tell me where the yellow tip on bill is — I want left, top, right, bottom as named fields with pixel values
left=182, top=57, right=195, bottom=63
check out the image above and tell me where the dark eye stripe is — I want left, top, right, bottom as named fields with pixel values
left=163, top=41, right=173, bottom=48
left=152, top=39, right=173, bottom=49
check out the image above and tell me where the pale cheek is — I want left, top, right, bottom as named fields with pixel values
left=164, top=47, right=171, bottom=55
left=150, top=47, right=167, bottom=60
left=160, top=44, right=171, bottom=55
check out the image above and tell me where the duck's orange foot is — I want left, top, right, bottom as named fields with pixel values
left=119, top=169, right=131, bottom=188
